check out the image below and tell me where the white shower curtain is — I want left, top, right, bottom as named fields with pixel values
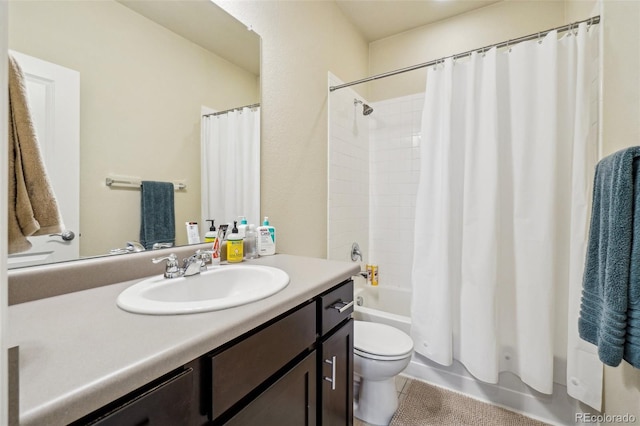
left=411, top=23, right=602, bottom=408
left=201, top=106, right=260, bottom=228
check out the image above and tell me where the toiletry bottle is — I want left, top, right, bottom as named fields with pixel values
left=227, top=221, right=244, bottom=263
left=237, top=216, right=248, bottom=238
left=257, top=216, right=276, bottom=256
left=244, top=224, right=259, bottom=259
left=204, top=220, right=216, bottom=243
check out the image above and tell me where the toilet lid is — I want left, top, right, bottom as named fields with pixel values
left=354, top=321, right=413, bottom=358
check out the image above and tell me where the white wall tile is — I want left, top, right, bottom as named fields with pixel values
left=329, top=81, right=423, bottom=288
left=328, top=74, right=370, bottom=264
left=369, top=93, right=424, bottom=290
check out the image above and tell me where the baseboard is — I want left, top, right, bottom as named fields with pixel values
left=403, top=354, right=581, bottom=426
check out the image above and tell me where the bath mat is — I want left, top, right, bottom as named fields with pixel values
left=389, top=379, right=549, bottom=426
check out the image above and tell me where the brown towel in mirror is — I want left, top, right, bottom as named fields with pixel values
left=8, top=54, right=62, bottom=254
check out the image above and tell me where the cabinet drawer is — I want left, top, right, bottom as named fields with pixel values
left=210, top=301, right=316, bottom=420
left=320, top=280, right=353, bottom=336
left=88, top=368, right=193, bottom=426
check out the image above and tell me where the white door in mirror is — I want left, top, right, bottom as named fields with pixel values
left=116, top=265, right=290, bottom=315
left=8, top=51, right=80, bottom=268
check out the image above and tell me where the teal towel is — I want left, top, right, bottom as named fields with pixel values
left=579, top=147, right=640, bottom=368
left=625, top=156, right=640, bottom=367
left=139, top=181, right=175, bottom=250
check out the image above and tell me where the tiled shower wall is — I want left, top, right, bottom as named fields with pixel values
left=369, top=94, right=423, bottom=291
left=328, top=78, right=423, bottom=290
left=327, top=74, right=369, bottom=265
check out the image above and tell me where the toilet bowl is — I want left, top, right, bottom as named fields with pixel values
left=354, top=320, right=414, bottom=426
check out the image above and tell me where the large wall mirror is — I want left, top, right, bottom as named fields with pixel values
left=7, top=0, right=261, bottom=268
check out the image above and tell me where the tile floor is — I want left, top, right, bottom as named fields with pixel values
left=354, top=375, right=410, bottom=426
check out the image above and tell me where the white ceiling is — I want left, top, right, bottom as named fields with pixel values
left=118, top=0, right=503, bottom=76
left=118, top=0, right=260, bottom=75
left=335, top=0, right=502, bottom=42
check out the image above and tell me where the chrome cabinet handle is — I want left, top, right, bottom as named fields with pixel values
left=324, top=356, right=337, bottom=391
left=49, top=230, right=75, bottom=241
left=329, top=300, right=354, bottom=313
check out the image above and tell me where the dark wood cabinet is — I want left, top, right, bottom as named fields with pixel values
left=317, top=280, right=354, bottom=425
left=210, top=302, right=316, bottom=420
left=320, top=319, right=354, bottom=426
left=75, top=367, right=194, bottom=426
left=226, top=351, right=317, bottom=426
left=73, top=279, right=354, bottom=426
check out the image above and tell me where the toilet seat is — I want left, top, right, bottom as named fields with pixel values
left=354, top=321, right=413, bottom=361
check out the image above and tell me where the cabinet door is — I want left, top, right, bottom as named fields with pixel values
left=321, top=319, right=354, bottom=426
left=225, top=351, right=317, bottom=426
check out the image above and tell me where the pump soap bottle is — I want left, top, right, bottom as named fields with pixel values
left=204, top=220, right=216, bottom=243
left=227, top=221, right=244, bottom=263
left=257, top=216, right=276, bottom=256
left=237, top=216, right=248, bottom=238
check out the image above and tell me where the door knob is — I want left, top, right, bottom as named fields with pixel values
left=49, top=230, right=75, bottom=241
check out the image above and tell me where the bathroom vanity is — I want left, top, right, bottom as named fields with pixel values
left=8, top=254, right=359, bottom=425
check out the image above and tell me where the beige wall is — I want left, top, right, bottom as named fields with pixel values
left=216, top=0, right=369, bottom=258
left=600, top=0, right=640, bottom=421
left=368, top=1, right=565, bottom=101
left=8, top=0, right=259, bottom=256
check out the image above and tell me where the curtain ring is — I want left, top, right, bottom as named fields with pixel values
left=537, top=31, right=542, bottom=44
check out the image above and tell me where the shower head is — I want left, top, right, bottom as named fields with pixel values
left=354, top=99, right=374, bottom=116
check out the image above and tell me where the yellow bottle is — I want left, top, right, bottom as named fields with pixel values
left=227, top=221, right=244, bottom=263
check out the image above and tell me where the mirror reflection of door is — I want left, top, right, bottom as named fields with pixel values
left=8, top=51, right=80, bottom=269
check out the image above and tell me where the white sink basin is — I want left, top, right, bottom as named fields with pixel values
left=117, top=265, right=290, bottom=315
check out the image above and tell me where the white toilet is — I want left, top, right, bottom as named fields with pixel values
left=354, top=320, right=414, bottom=426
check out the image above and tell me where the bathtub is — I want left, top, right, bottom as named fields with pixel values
left=353, top=284, right=411, bottom=335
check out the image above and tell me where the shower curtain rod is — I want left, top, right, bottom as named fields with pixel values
left=329, top=15, right=600, bottom=92
left=202, top=103, right=260, bottom=117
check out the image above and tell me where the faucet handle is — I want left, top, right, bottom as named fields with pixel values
left=152, top=253, right=181, bottom=278
left=194, top=249, right=212, bottom=261
left=193, top=249, right=212, bottom=271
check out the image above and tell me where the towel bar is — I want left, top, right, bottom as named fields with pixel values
left=105, top=177, right=186, bottom=191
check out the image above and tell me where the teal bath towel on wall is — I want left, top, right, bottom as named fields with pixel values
left=139, top=181, right=175, bottom=250
left=579, top=146, right=640, bottom=368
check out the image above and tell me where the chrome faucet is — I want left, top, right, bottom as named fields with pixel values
left=109, top=241, right=146, bottom=255
left=152, top=250, right=211, bottom=278
left=181, top=250, right=210, bottom=277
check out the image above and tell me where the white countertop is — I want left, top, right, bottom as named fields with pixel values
left=8, top=254, right=360, bottom=425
